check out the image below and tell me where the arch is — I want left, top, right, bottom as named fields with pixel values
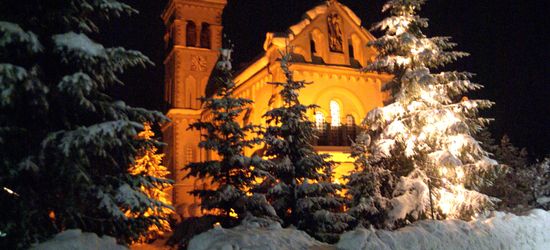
left=200, top=23, right=211, bottom=48
left=186, top=21, right=197, bottom=47
left=312, top=86, right=367, bottom=123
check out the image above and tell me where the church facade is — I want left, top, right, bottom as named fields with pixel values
left=161, top=0, right=391, bottom=218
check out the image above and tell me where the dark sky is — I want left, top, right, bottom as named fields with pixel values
left=102, top=0, right=550, bottom=158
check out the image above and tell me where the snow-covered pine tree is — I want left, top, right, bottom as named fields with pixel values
left=480, top=133, right=535, bottom=210
left=495, top=135, right=529, bottom=169
left=345, top=131, right=395, bottom=229
left=128, top=123, right=174, bottom=243
left=534, top=158, right=550, bottom=210
left=356, top=0, right=499, bottom=226
left=185, top=49, right=274, bottom=224
left=261, top=52, right=351, bottom=243
left=0, top=1, right=167, bottom=248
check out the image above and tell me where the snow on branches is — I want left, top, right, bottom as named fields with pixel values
left=348, top=0, right=499, bottom=228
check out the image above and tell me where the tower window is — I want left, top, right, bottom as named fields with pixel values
left=186, top=21, right=197, bottom=47
left=200, top=23, right=211, bottom=48
left=330, top=100, right=341, bottom=127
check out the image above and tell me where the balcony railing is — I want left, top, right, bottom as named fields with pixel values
left=313, top=123, right=362, bottom=147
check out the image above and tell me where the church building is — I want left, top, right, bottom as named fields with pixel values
left=161, top=0, right=391, bottom=218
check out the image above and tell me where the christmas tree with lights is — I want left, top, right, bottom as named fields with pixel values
left=349, top=0, right=499, bottom=227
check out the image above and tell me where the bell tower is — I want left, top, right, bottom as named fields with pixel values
left=161, top=0, right=226, bottom=218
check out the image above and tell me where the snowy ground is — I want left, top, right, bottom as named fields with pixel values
left=188, top=217, right=330, bottom=250
left=189, top=209, right=550, bottom=250
left=31, top=229, right=127, bottom=250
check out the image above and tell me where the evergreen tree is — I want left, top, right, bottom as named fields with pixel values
left=479, top=133, right=535, bottom=210
left=261, top=52, right=351, bottom=243
left=534, top=158, right=550, bottom=210
left=351, top=0, right=499, bottom=227
left=128, top=123, right=174, bottom=243
left=185, top=49, right=274, bottom=224
left=346, top=132, right=395, bottom=228
left=0, top=1, right=167, bottom=248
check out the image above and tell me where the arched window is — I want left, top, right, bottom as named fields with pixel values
left=200, top=23, right=211, bottom=48
left=330, top=100, right=341, bottom=127
left=348, top=40, right=355, bottom=59
left=310, top=37, right=317, bottom=55
left=186, top=21, right=197, bottom=47
left=315, top=111, right=325, bottom=130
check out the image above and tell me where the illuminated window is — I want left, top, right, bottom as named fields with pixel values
left=186, top=21, right=197, bottom=47
left=315, top=111, right=325, bottom=129
left=330, top=100, right=341, bottom=127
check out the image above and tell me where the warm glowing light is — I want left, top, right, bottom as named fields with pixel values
left=3, top=187, right=18, bottom=196
left=419, top=89, right=439, bottom=105
left=315, top=111, right=325, bottom=129
left=421, top=111, right=460, bottom=137
left=127, top=123, right=172, bottom=243
left=48, top=211, right=56, bottom=220
left=448, top=135, right=467, bottom=157
left=330, top=100, right=341, bottom=127
left=229, top=208, right=238, bottom=218
left=395, top=19, right=411, bottom=35
left=438, top=189, right=453, bottom=215
left=456, top=168, right=464, bottom=180
left=411, top=47, right=422, bottom=56
left=213, top=222, right=221, bottom=227
left=395, top=56, right=411, bottom=66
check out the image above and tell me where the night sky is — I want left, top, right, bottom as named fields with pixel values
left=102, top=0, right=549, bottom=158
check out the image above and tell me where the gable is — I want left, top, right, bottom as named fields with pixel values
left=262, top=1, right=377, bottom=67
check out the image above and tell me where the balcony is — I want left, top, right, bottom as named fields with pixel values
left=312, top=123, right=362, bottom=147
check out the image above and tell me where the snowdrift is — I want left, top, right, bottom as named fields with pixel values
left=31, top=229, right=127, bottom=250
left=338, top=209, right=550, bottom=250
left=188, top=217, right=330, bottom=250
left=189, top=209, right=550, bottom=250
